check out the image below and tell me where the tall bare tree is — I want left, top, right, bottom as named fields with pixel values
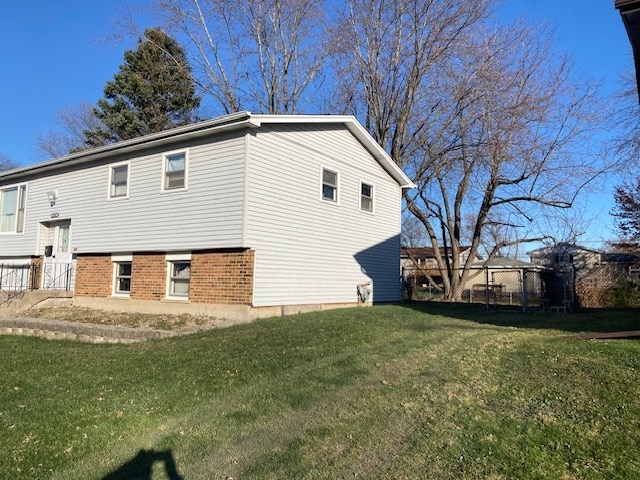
left=109, top=0, right=611, bottom=301
left=152, top=0, right=327, bottom=114
left=0, top=153, right=16, bottom=172
left=36, top=102, right=104, bottom=159
left=335, top=1, right=607, bottom=300
left=610, top=71, right=640, bottom=241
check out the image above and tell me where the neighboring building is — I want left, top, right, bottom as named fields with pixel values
left=528, top=243, right=602, bottom=273
left=465, top=257, right=547, bottom=298
left=0, top=112, right=414, bottom=320
left=401, top=246, right=547, bottom=308
left=526, top=243, right=640, bottom=308
left=401, top=246, right=475, bottom=287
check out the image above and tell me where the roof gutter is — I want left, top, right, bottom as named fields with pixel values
left=0, top=111, right=258, bottom=182
left=249, top=114, right=416, bottom=189
left=616, top=0, right=640, bottom=102
left=1, top=111, right=415, bottom=190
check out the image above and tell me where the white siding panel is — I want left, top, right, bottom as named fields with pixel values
left=246, top=124, right=402, bottom=306
left=0, top=133, right=246, bottom=256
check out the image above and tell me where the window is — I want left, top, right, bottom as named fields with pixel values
left=0, top=185, right=26, bottom=233
left=16, top=186, right=26, bottom=233
left=164, top=151, right=187, bottom=190
left=109, top=164, right=129, bottom=198
left=114, top=262, right=132, bottom=294
left=360, top=182, right=374, bottom=212
left=168, top=261, right=190, bottom=297
left=322, top=168, right=338, bottom=202
left=56, top=224, right=70, bottom=254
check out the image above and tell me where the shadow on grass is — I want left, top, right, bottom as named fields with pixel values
left=102, top=449, right=183, bottom=480
left=401, top=300, right=640, bottom=335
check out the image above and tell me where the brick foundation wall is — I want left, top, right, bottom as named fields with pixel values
left=190, top=249, right=255, bottom=305
left=130, top=253, right=166, bottom=301
left=75, top=254, right=112, bottom=297
left=74, top=249, right=254, bottom=305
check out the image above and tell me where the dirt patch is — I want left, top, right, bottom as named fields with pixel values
left=19, top=306, right=216, bottom=331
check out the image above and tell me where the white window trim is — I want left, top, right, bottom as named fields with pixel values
left=107, top=162, right=131, bottom=200
left=165, top=252, right=192, bottom=301
left=0, top=183, right=28, bottom=235
left=166, top=252, right=191, bottom=262
left=111, top=254, right=133, bottom=297
left=320, top=166, right=340, bottom=205
left=161, top=149, right=189, bottom=193
left=111, top=253, right=133, bottom=263
left=359, top=180, right=375, bottom=214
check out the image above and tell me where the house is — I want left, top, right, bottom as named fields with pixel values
left=528, top=243, right=602, bottom=273
left=464, top=257, right=548, bottom=306
left=401, top=246, right=547, bottom=306
left=400, top=246, right=475, bottom=287
left=529, top=243, right=609, bottom=308
left=0, top=112, right=414, bottom=320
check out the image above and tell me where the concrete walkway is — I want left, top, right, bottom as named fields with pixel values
left=0, top=316, right=231, bottom=344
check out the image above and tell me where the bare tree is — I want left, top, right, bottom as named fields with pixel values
left=144, top=0, right=328, bottom=114
left=610, top=71, right=640, bottom=241
left=335, top=0, right=607, bottom=300
left=0, top=153, right=16, bottom=172
left=612, top=70, right=640, bottom=168
left=331, top=0, right=492, bottom=148
left=105, top=0, right=612, bottom=301
left=36, top=102, right=105, bottom=158
left=402, top=215, right=429, bottom=247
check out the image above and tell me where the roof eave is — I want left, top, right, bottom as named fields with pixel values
left=250, top=114, right=416, bottom=189
left=616, top=0, right=640, bottom=102
left=0, top=111, right=256, bottom=182
left=1, top=112, right=415, bottom=190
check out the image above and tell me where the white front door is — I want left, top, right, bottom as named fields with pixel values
left=42, top=220, right=75, bottom=290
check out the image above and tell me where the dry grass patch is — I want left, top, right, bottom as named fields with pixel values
left=20, top=306, right=215, bottom=330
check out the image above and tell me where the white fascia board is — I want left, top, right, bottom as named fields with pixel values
left=0, top=111, right=258, bottom=183
left=250, top=114, right=416, bottom=189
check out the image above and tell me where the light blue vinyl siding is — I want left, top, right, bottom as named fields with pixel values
left=245, top=124, right=402, bottom=306
left=0, top=133, right=246, bottom=256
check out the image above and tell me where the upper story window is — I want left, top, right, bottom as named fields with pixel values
left=360, top=182, right=374, bottom=212
left=322, top=168, right=338, bottom=202
left=0, top=185, right=26, bottom=233
left=163, top=151, right=188, bottom=191
left=109, top=163, right=129, bottom=198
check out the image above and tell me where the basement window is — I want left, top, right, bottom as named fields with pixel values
left=114, top=262, right=132, bottom=295
left=169, top=261, right=190, bottom=297
left=166, top=253, right=191, bottom=300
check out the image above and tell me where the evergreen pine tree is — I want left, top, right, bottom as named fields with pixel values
left=614, top=179, right=640, bottom=241
left=85, top=28, right=200, bottom=146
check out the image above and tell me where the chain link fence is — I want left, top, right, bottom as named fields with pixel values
left=403, top=261, right=640, bottom=310
left=402, top=264, right=566, bottom=311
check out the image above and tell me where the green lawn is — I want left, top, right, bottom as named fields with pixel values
left=1, top=304, right=640, bottom=479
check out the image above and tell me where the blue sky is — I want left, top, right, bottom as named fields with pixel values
left=0, top=0, right=634, bottom=246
